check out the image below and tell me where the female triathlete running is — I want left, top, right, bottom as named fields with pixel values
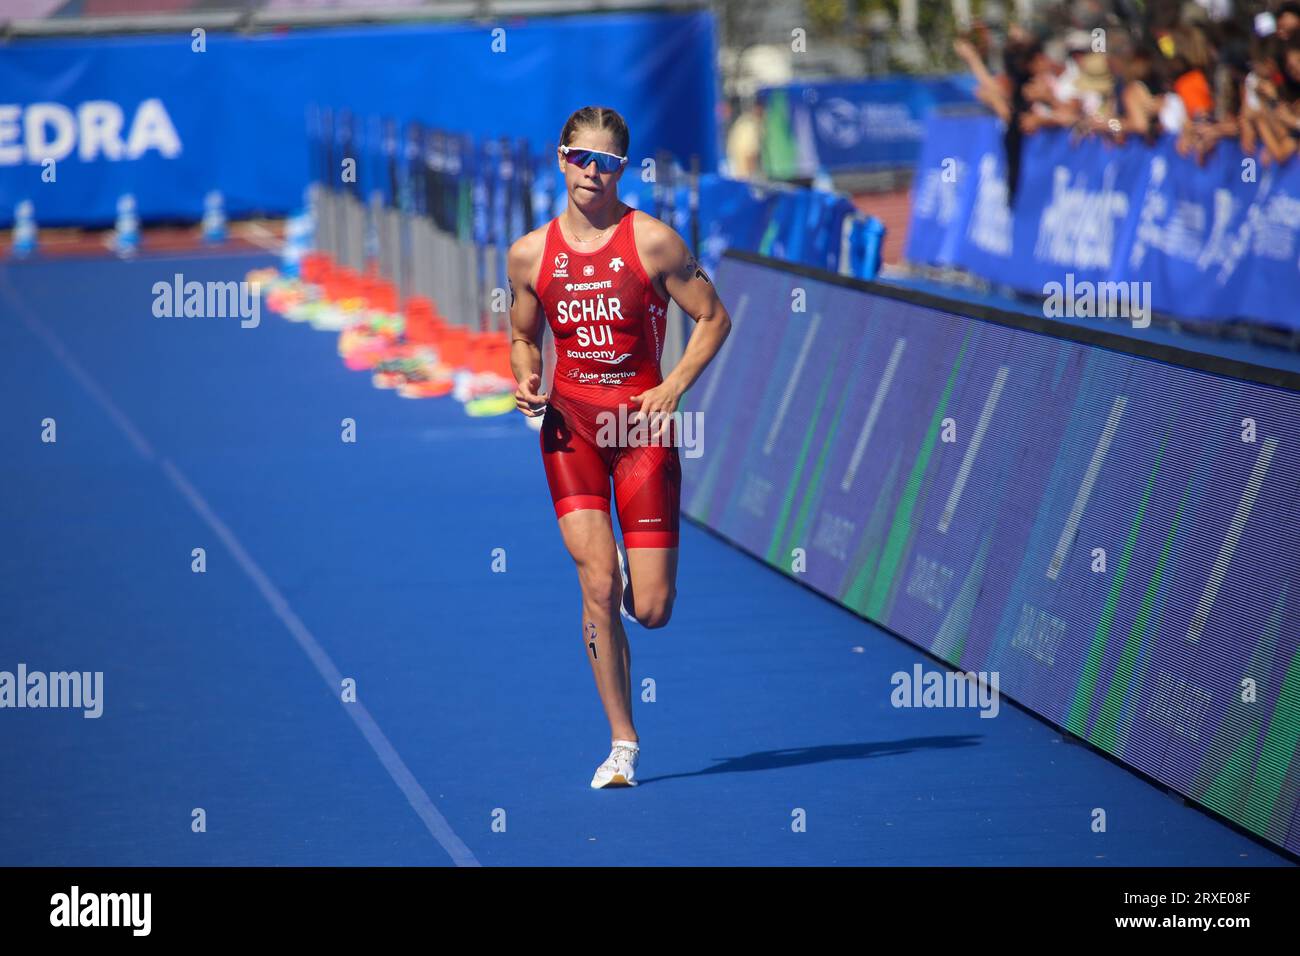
left=507, top=106, right=731, bottom=788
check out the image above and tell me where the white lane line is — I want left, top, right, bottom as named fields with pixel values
left=1047, top=395, right=1127, bottom=581
left=840, top=337, right=906, bottom=493
left=9, top=288, right=157, bottom=462
left=160, top=459, right=480, bottom=866
left=6, top=279, right=481, bottom=867
left=937, top=366, right=1009, bottom=533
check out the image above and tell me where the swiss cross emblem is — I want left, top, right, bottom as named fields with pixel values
left=583, top=264, right=595, bottom=277
left=609, top=256, right=625, bottom=272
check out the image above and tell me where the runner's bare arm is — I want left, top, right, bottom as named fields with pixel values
left=508, top=235, right=548, bottom=415
left=655, top=227, right=731, bottom=401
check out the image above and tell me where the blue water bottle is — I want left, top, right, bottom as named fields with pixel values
left=113, top=194, right=140, bottom=258
left=12, top=200, right=37, bottom=258
left=201, top=190, right=227, bottom=244
left=281, top=213, right=311, bottom=279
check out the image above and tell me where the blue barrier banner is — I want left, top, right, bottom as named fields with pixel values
left=566, top=169, right=880, bottom=278
left=0, top=13, right=718, bottom=227
left=907, top=114, right=1300, bottom=331
left=684, top=252, right=1300, bottom=855
left=760, top=75, right=976, bottom=173
left=701, top=177, right=872, bottom=277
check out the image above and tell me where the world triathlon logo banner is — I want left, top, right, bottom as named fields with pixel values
left=906, top=115, right=1300, bottom=333
left=760, top=75, right=977, bottom=173
left=682, top=254, right=1300, bottom=855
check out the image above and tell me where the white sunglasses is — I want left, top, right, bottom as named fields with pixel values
left=559, top=145, right=628, bottom=173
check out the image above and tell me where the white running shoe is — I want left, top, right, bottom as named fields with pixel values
left=590, top=739, right=640, bottom=788
left=616, top=542, right=635, bottom=623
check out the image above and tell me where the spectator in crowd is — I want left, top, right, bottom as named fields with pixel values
left=955, top=29, right=1062, bottom=203
left=724, top=96, right=763, bottom=179
left=1072, top=51, right=1119, bottom=124
left=954, top=1, right=1300, bottom=167
left=1277, top=1, right=1300, bottom=39
left=1169, top=26, right=1216, bottom=108
left=1052, top=29, right=1098, bottom=110
left=1114, top=46, right=1177, bottom=142
left=1243, top=32, right=1300, bottom=162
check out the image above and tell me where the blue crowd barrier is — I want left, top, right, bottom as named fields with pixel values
left=323, top=108, right=886, bottom=281
left=907, top=114, right=1300, bottom=332
left=610, top=171, right=883, bottom=280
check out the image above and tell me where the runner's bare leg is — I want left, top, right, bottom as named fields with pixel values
left=558, top=508, right=635, bottom=741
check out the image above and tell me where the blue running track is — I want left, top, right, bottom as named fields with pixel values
left=0, top=252, right=1292, bottom=866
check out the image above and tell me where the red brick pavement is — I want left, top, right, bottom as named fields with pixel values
left=0, top=220, right=283, bottom=259
left=851, top=187, right=913, bottom=266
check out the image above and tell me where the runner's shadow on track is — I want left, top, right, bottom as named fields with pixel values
left=636, top=736, right=981, bottom=785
